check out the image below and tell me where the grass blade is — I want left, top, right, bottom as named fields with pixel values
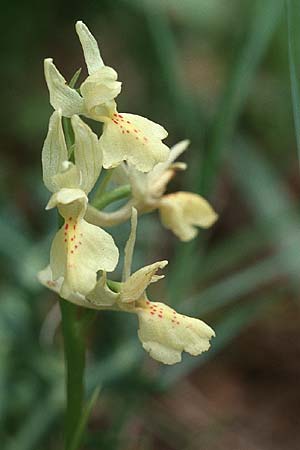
left=199, top=0, right=284, bottom=195
left=286, top=0, right=300, bottom=167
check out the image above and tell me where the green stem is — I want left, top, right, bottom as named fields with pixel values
left=60, top=301, right=85, bottom=450
left=106, top=279, right=122, bottom=293
left=94, top=169, right=115, bottom=198
left=62, top=118, right=75, bottom=157
left=59, top=67, right=88, bottom=450
left=62, top=68, right=82, bottom=158
left=92, top=184, right=131, bottom=210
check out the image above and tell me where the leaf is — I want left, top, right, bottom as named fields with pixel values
left=286, top=0, right=300, bottom=168
left=199, top=0, right=284, bottom=195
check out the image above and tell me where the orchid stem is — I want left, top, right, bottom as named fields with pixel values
left=60, top=301, right=85, bottom=450
left=59, top=68, right=89, bottom=450
left=94, top=168, right=115, bottom=198
left=92, top=184, right=131, bottom=210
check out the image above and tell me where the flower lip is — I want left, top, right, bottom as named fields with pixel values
left=136, top=301, right=215, bottom=364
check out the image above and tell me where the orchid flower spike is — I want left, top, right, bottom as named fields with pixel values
left=44, top=21, right=170, bottom=172
left=41, top=111, right=119, bottom=298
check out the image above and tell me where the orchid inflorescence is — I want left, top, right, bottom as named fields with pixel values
left=39, top=21, right=218, bottom=365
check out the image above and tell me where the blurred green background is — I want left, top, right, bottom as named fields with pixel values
left=2, top=0, right=300, bottom=449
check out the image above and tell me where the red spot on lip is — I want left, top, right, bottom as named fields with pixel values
left=112, top=119, right=118, bottom=124
left=134, top=129, right=138, bottom=132
left=65, top=224, right=69, bottom=230
left=146, top=301, right=150, bottom=305
left=150, top=312, right=155, bottom=315
left=113, top=113, right=118, bottom=117
left=158, top=314, right=163, bottom=318
left=118, top=114, right=123, bottom=118
left=73, top=225, right=76, bottom=230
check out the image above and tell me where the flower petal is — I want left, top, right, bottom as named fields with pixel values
left=121, top=261, right=168, bottom=303
left=75, top=21, right=104, bottom=74
left=136, top=301, right=215, bottom=364
left=159, top=191, right=218, bottom=241
left=44, top=58, right=85, bottom=117
left=42, top=111, right=69, bottom=192
left=50, top=216, right=119, bottom=298
left=46, top=188, right=87, bottom=217
left=38, top=265, right=91, bottom=308
left=71, top=115, right=103, bottom=194
left=66, top=219, right=118, bottom=297
left=100, top=113, right=169, bottom=172
left=80, top=68, right=121, bottom=118
left=87, top=272, right=119, bottom=308
left=148, top=139, right=190, bottom=185
left=47, top=188, right=119, bottom=297
left=51, top=161, right=81, bottom=190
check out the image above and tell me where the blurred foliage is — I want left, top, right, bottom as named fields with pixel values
left=1, top=0, right=300, bottom=449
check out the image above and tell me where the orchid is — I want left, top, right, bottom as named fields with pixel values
left=87, top=140, right=218, bottom=241
left=38, top=22, right=218, bottom=446
left=39, top=209, right=215, bottom=364
left=44, top=21, right=169, bottom=172
left=42, top=111, right=118, bottom=298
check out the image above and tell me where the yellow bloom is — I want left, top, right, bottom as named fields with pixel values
left=44, top=21, right=169, bottom=172
left=41, top=111, right=119, bottom=298
left=39, top=259, right=215, bottom=365
left=119, top=209, right=215, bottom=364
left=47, top=189, right=118, bottom=298
left=159, top=191, right=218, bottom=242
left=109, top=140, right=218, bottom=240
left=39, top=209, right=215, bottom=364
left=99, top=112, right=169, bottom=172
left=135, top=300, right=215, bottom=365
left=119, top=223, right=215, bottom=364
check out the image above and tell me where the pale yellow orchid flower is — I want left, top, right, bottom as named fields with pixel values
left=41, top=111, right=119, bottom=298
left=44, top=21, right=169, bottom=172
left=89, top=140, right=217, bottom=240
left=159, top=191, right=217, bottom=242
left=39, top=208, right=215, bottom=364
left=119, top=209, right=215, bottom=363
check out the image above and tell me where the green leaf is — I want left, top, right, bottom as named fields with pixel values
left=199, top=0, right=284, bottom=195
left=69, top=387, right=101, bottom=450
left=286, top=0, right=300, bottom=167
